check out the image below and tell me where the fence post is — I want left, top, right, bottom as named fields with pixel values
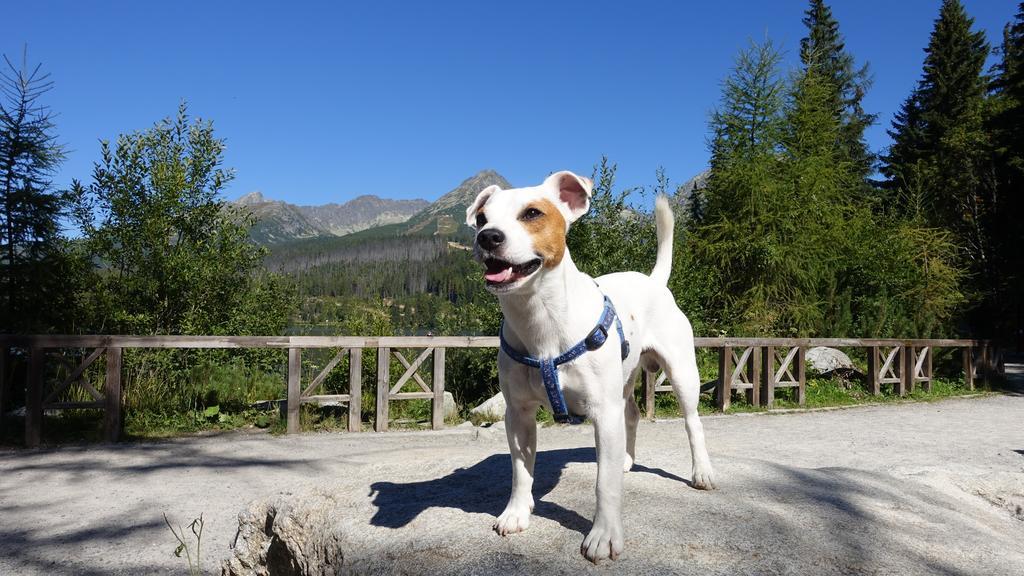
left=980, top=343, right=991, bottom=387
left=0, top=346, right=8, bottom=433
left=744, top=347, right=760, bottom=406
left=896, top=346, right=908, bottom=397
left=376, top=347, right=389, bottom=432
left=25, top=347, right=43, bottom=448
left=642, top=370, right=656, bottom=419
left=287, top=348, right=301, bottom=434
left=962, top=346, right=974, bottom=391
left=717, top=346, right=732, bottom=411
left=923, top=347, right=933, bottom=393
left=761, top=346, right=774, bottom=408
left=796, top=346, right=806, bottom=406
left=347, top=348, right=362, bottom=433
left=904, top=346, right=917, bottom=394
left=867, top=346, right=879, bottom=395
left=431, top=347, right=445, bottom=430
left=103, top=347, right=122, bottom=442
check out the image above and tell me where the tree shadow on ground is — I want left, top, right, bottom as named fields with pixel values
left=0, top=504, right=172, bottom=576
left=0, top=440, right=323, bottom=575
left=368, top=447, right=689, bottom=535
left=363, top=454, right=1011, bottom=575
left=0, top=440, right=321, bottom=478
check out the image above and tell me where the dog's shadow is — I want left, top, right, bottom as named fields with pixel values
left=368, top=447, right=690, bottom=535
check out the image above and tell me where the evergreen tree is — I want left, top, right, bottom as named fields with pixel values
left=696, top=37, right=964, bottom=338
left=883, top=0, right=991, bottom=268
left=782, top=69, right=861, bottom=334
left=704, top=40, right=786, bottom=219
left=697, top=40, right=814, bottom=334
left=0, top=51, right=78, bottom=333
left=988, top=3, right=1024, bottom=344
left=799, top=0, right=876, bottom=180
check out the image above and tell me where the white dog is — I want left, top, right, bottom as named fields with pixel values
left=466, top=170, right=717, bottom=562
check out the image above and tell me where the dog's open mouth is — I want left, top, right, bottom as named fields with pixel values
left=483, top=257, right=542, bottom=285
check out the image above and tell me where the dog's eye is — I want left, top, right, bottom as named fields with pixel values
left=475, top=212, right=487, bottom=228
left=520, top=207, right=543, bottom=221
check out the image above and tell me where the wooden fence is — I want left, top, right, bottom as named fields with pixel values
left=0, top=335, right=997, bottom=447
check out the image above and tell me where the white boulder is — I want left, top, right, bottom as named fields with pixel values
left=469, top=392, right=506, bottom=421
left=442, top=391, right=458, bottom=420
left=805, top=347, right=856, bottom=374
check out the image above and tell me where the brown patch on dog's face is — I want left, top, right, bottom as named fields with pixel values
left=519, top=199, right=566, bottom=268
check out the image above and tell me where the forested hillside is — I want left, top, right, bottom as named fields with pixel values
left=259, top=170, right=511, bottom=334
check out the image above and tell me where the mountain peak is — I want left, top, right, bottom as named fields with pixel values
left=676, top=169, right=710, bottom=198
left=399, top=169, right=511, bottom=237
left=236, top=190, right=267, bottom=206
left=461, top=169, right=510, bottom=189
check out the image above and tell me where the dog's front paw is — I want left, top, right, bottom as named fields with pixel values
left=692, top=466, right=717, bottom=490
left=493, top=502, right=532, bottom=536
left=581, top=519, right=624, bottom=563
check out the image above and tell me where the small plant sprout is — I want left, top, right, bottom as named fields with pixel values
left=163, top=512, right=204, bottom=576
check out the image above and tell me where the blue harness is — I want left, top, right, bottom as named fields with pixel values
left=499, top=294, right=629, bottom=424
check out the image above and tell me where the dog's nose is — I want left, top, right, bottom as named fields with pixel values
left=477, top=228, right=505, bottom=251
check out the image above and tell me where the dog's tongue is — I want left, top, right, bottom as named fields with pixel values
left=485, top=266, right=514, bottom=283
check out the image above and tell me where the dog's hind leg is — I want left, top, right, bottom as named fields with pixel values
left=623, top=392, right=640, bottom=472
left=658, top=340, right=717, bottom=490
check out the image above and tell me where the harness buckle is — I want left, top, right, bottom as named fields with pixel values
left=584, top=323, right=609, bottom=351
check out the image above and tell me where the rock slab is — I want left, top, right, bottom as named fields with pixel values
left=805, top=346, right=856, bottom=374
left=222, top=496, right=346, bottom=576
left=470, top=392, right=506, bottom=420
left=221, top=448, right=1024, bottom=575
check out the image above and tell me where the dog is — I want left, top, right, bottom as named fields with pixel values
left=466, top=170, right=717, bottom=562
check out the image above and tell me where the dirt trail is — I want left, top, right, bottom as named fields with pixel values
left=1, top=393, right=1023, bottom=575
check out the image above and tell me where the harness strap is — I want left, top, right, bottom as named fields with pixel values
left=499, top=294, right=629, bottom=424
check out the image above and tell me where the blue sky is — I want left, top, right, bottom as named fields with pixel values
left=4, top=1, right=1017, bottom=206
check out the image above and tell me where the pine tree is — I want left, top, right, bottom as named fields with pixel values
left=799, top=0, right=876, bottom=180
left=0, top=51, right=75, bottom=333
left=987, top=3, right=1024, bottom=344
left=882, top=0, right=990, bottom=267
left=782, top=69, right=861, bottom=334
left=991, top=3, right=1023, bottom=210
left=704, top=40, right=786, bottom=221
left=698, top=40, right=822, bottom=334
left=695, top=37, right=964, bottom=338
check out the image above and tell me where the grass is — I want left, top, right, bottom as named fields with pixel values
left=648, top=373, right=982, bottom=420
left=125, top=406, right=278, bottom=439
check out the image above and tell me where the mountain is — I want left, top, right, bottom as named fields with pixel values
left=676, top=169, right=709, bottom=202
left=397, top=169, right=511, bottom=238
left=672, top=169, right=710, bottom=221
left=300, top=195, right=431, bottom=236
left=231, top=192, right=429, bottom=244
left=234, top=192, right=323, bottom=243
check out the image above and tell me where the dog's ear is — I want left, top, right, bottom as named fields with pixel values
left=545, top=171, right=592, bottom=223
left=466, top=184, right=500, bottom=228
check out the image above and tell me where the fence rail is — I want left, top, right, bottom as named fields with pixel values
left=0, top=335, right=998, bottom=447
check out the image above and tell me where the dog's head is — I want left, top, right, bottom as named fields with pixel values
left=465, top=171, right=592, bottom=294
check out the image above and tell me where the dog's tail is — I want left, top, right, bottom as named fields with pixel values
left=649, top=195, right=674, bottom=287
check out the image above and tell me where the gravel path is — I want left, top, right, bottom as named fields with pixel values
left=2, top=393, right=1023, bottom=575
